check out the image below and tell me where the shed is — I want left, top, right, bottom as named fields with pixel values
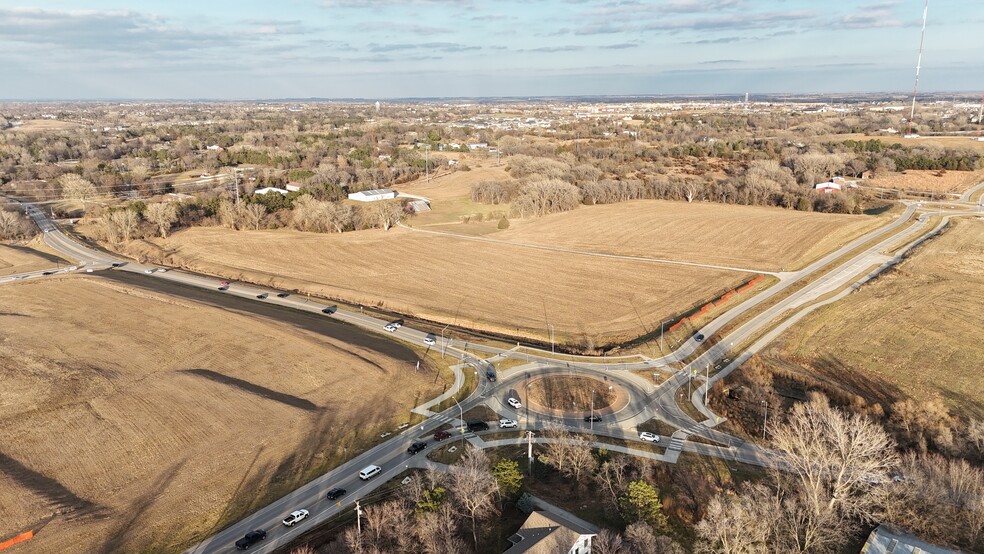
left=255, top=187, right=289, bottom=196
left=347, top=188, right=397, bottom=202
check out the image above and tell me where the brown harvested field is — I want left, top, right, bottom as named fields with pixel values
left=393, top=161, right=512, bottom=226
left=6, top=119, right=83, bottom=133
left=819, top=133, right=984, bottom=154
left=0, top=243, right=64, bottom=276
left=866, top=169, right=984, bottom=194
left=0, top=273, right=440, bottom=553
left=492, top=200, right=886, bottom=271
left=123, top=225, right=751, bottom=346
left=763, top=218, right=984, bottom=416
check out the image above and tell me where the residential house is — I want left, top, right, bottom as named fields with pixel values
left=861, top=525, right=964, bottom=554
left=504, top=511, right=595, bottom=554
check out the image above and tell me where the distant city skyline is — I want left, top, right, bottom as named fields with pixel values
left=0, top=0, right=980, bottom=100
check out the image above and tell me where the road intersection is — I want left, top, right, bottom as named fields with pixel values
left=10, top=193, right=983, bottom=553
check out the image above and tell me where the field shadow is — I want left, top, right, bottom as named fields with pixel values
left=2, top=244, right=67, bottom=265
left=0, top=451, right=107, bottom=522
left=0, top=312, right=30, bottom=318
left=180, top=369, right=318, bottom=411
left=99, top=457, right=188, bottom=553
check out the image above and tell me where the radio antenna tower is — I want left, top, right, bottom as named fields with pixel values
left=907, top=0, right=929, bottom=137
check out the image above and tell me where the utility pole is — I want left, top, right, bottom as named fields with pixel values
left=659, top=321, right=664, bottom=353
left=590, top=391, right=594, bottom=432
left=527, top=430, right=534, bottom=475
left=441, top=322, right=451, bottom=359
left=549, top=324, right=555, bottom=353
left=356, top=500, right=362, bottom=536
left=704, top=363, right=710, bottom=405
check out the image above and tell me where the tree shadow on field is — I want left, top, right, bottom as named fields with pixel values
left=99, top=457, right=188, bottom=553
left=0, top=311, right=30, bottom=317
left=180, top=368, right=318, bottom=411
left=0, top=450, right=107, bottom=523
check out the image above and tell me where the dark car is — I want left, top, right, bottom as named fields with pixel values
left=276, top=292, right=290, bottom=298
left=235, top=529, right=267, bottom=550
left=486, top=369, right=496, bottom=382
left=326, top=487, right=347, bottom=500
left=584, top=415, right=602, bottom=422
left=111, top=262, right=126, bottom=267
left=467, top=420, right=489, bottom=432
left=322, top=306, right=337, bottom=314
left=694, top=333, right=705, bottom=342
left=42, top=271, right=55, bottom=275
left=434, top=430, right=453, bottom=441
left=407, top=441, right=427, bottom=455
left=218, top=285, right=229, bottom=291
left=256, top=293, right=269, bottom=299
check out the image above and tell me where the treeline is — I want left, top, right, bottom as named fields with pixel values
left=0, top=207, right=36, bottom=240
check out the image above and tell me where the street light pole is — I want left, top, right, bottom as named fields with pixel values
left=453, top=396, right=464, bottom=450
left=590, top=391, right=595, bottom=432
left=441, top=322, right=451, bottom=359
left=704, top=363, right=709, bottom=405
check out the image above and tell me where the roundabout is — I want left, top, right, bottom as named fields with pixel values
left=522, top=374, right=627, bottom=417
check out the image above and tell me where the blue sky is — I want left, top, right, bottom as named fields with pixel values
left=0, top=0, right=980, bottom=99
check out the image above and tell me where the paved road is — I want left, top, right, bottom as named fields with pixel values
left=10, top=193, right=975, bottom=553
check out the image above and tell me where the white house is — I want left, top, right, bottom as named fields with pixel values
left=468, top=142, right=488, bottom=150
left=504, top=511, right=595, bottom=554
left=347, top=188, right=397, bottom=202
left=255, top=187, right=289, bottom=196
left=285, top=182, right=302, bottom=192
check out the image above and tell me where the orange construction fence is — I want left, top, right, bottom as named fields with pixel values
left=666, top=275, right=767, bottom=331
left=0, top=531, right=34, bottom=551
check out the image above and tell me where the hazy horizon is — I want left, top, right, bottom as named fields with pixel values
left=1, top=0, right=981, bottom=100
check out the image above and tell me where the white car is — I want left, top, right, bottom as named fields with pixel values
left=143, top=269, right=155, bottom=274
left=67, top=266, right=78, bottom=271
left=507, top=398, right=522, bottom=409
left=499, top=418, right=518, bottom=429
left=391, top=321, right=403, bottom=329
left=423, top=335, right=436, bottom=346
left=639, top=431, right=661, bottom=443
left=282, top=509, right=309, bottom=527
left=383, top=324, right=397, bottom=332
left=157, top=268, right=167, bottom=273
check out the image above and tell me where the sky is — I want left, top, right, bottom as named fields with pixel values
left=0, top=0, right=981, bottom=100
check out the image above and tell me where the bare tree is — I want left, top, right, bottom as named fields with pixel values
left=102, top=209, right=138, bottom=244
left=448, top=448, right=500, bottom=550
left=0, top=209, right=33, bottom=239
left=144, top=202, right=178, bottom=238
left=242, top=203, right=267, bottom=230
left=539, top=423, right=597, bottom=485
left=59, top=173, right=98, bottom=212
left=593, top=529, right=627, bottom=554
left=695, top=483, right=778, bottom=554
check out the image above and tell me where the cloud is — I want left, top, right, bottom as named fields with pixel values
left=520, top=45, right=584, bottom=52
left=355, top=21, right=452, bottom=35
left=324, top=0, right=471, bottom=7
left=838, top=8, right=903, bottom=29
left=641, top=10, right=819, bottom=32
left=699, top=59, right=742, bottom=64
left=600, top=42, right=641, bottom=49
left=242, top=19, right=317, bottom=35
left=368, top=42, right=480, bottom=53
left=0, top=7, right=242, bottom=53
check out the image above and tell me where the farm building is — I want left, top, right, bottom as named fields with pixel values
left=348, top=188, right=397, bottom=202
left=255, top=187, right=289, bottom=196
left=285, top=182, right=302, bottom=192
left=815, top=181, right=843, bottom=193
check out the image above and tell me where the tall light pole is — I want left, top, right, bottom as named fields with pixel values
left=762, top=400, right=768, bottom=439
left=453, top=396, right=464, bottom=450
left=704, top=363, right=710, bottom=405
left=441, top=322, right=451, bottom=359
left=659, top=321, right=665, bottom=353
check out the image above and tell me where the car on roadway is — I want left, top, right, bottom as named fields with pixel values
left=694, top=333, right=705, bottom=342
left=584, top=415, right=602, bottom=423
left=256, top=293, right=269, bottom=299
left=218, top=285, right=229, bottom=291
left=407, top=441, right=427, bottom=455
left=467, top=420, right=490, bottom=432
left=486, top=369, right=497, bottom=382
left=67, top=266, right=78, bottom=271
left=639, top=431, right=660, bottom=443
left=42, top=271, right=55, bottom=275
left=157, top=268, right=167, bottom=273
left=383, top=323, right=397, bottom=332
left=424, top=335, right=436, bottom=346
left=499, top=418, right=518, bottom=429
left=235, top=529, right=267, bottom=550
left=282, top=509, right=309, bottom=527
left=391, top=320, right=403, bottom=329
left=111, top=262, right=126, bottom=267
left=144, top=269, right=155, bottom=274
left=359, top=465, right=382, bottom=480
left=434, top=430, right=453, bottom=441
left=322, top=306, right=337, bottom=314
left=507, top=397, right=522, bottom=409
left=276, top=292, right=290, bottom=298
left=326, top=487, right=347, bottom=500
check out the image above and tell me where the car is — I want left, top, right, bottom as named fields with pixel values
left=359, top=465, right=382, bottom=480
left=157, top=268, right=167, bottom=273
left=235, top=529, right=267, bottom=550
left=322, top=306, right=337, bottom=314
left=276, top=292, right=290, bottom=298
left=486, top=369, right=497, bottom=382
left=220, top=281, right=230, bottom=286
left=383, top=323, right=397, bottom=332
left=42, top=271, right=54, bottom=275
left=584, top=415, right=602, bottom=422
left=639, top=431, right=661, bottom=443
left=282, top=509, right=309, bottom=527
left=326, top=487, right=347, bottom=500
left=391, top=320, right=403, bottom=328
left=507, top=397, right=522, bottom=409
left=467, top=420, right=490, bottom=432
left=256, top=293, right=269, bottom=299
left=407, top=441, right=427, bottom=455
left=67, top=266, right=78, bottom=271
left=434, top=430, right=453, bottom=441
left=144, top=269, right=154, bottom=274
left=694, top=333, right=705, bottom=342
left=218, top=285, right=229, bottom=291
left=111, top=262, right=126, bottom=267
left=498, top=418, right=517, bottom=429
left=423, top=335, right=436, bottom=346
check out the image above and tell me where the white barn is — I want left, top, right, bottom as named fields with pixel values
left=348, top=188, right=397, bottom=202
